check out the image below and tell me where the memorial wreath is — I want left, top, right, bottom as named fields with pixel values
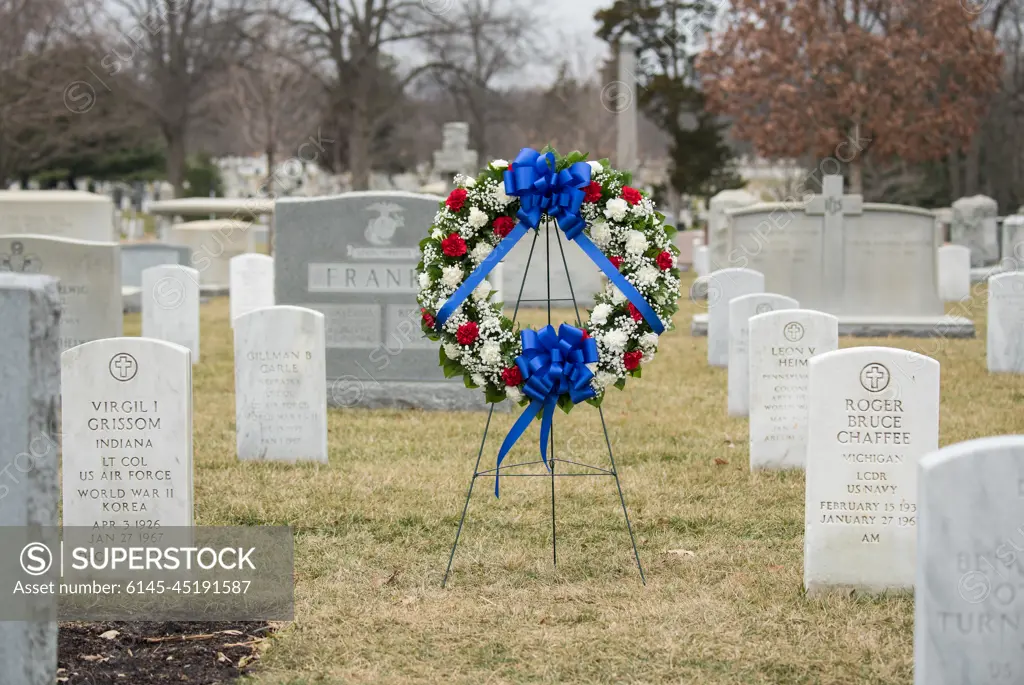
left=417, top=148, right=681, bottom=494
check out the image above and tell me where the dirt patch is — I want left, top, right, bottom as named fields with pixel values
left=58, top=621, right=277, bottom=684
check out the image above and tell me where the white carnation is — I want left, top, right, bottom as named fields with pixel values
left=625, top=230, right=648, bottom=255
left=588, top=160, right=603, bottom=175
left=468, top=207, right=489, bottom=229
left=605, top=198, right=629, bottom=221
left=491, top=159, right=509, bottom=169
left=442, top=265, right=463, bottom=289
left=444, top=342, right=461, bottom=360
left=610, top=286, right=627, bottom=304
left=456, top=174, right=475, bottom=188
left=431, top=227, right=444, bottom=240
left=472, top=373, right=487, bottom=387
left=472, top=279, right=492, bottom=301
left=480, top=340, right=502, bottom=364
left=590, top=303, right=613, bottom=326
left=418, top=272, right=432, bottom=289
left=494, top=184, right=511, bottom=207
left=635, top=264, right=661, bottom=286
left=506, top=385, right=524, bottom=402
left=640, top=332, right=659, bottom=350
left=590, top=221, right=612, bottom=248
left=602, top=329, right=628, bottom=352
left=470, top=241, right=492, bottom=264
left=595, top=371, right=619, bottom=389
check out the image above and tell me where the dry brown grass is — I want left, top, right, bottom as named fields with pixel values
left=122, top=273, right=1024, bottom=684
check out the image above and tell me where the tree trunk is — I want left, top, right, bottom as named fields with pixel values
left=848, top=156, right=863, bottom=194
left=265, top=142, right=275, bottom=256
left=165, top=126, right=187, bottom=198
left=348, top=106, right=370, bottom=191
left=965, top=133, right=981, bottom=196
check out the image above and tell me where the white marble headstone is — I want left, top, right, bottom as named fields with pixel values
left=937, top=244, right=971, bottom=302
left=915, top=436, right=1024, bottom=685
left=234, top=306, right=328, bottom=463
left=0, top=235, right=122, bottom=353
left=142, top=265, right=200, bottom=363
left=707, top=268, right=764, bottom=367
left=61, top=338, right=193, bottom=529
left=0, top=190, right=115, bottom=242
left=748, top=309, right=838, bottom=470
left=804, top=346, right=939, bottom=595
left=1000, top=215, right=1024, bottom=269
left=727, top=292, right=799, bottom=417
left=229, top=254, right=275, bottom=324
left=987, top=271, right=1024, bottom=373
left=694, top=245, right=709, bottom=278
left=952, top=195, right=999, bottom=267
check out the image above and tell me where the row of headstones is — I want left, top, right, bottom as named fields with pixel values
left=708, top=266, right=1024, bottom=377
left=694, top=269, right=1024, bottom=678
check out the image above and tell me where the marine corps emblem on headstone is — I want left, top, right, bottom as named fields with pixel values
left=0, top=241, right=42, bottom=273
left=364, top=202, right=404, bottom=246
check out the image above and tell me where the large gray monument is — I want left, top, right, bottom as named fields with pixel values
left=274, top=191, right=486, bottom=410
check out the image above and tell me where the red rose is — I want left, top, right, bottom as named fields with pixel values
left=493, top=215, right=515, bottom=238
left=628, top=302, right=642, bottom=322
left=581, top=329, right=591, bottom=339
left=502, top=366, right=522, bottom=386
left=441, top=232, right=467, bottom=257
left=622, top=186, right=642, bottom=205
left=421, top=308, right=435, bottom=328
left=584, top=181, right=603, bottom=203
left=609, top=255, right=623, bottom=269
left=656, top=251, right=674, bottom=270
left=446, top=188, right=468, bottom=211
left=624, top=350, right=643, bottom=371
left=456, top=321, right=479, bottom=345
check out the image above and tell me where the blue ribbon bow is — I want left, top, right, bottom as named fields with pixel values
left=433, top=147, right=665, bottom=336
left=494, top=324, right=599, bottom=497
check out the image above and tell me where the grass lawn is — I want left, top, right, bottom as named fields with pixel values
left=123, top=273, right=1022, bottom=684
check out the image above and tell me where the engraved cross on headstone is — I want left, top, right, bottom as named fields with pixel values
left=806, top=175, right=864, bottom=309
left=432, top=122, right=479, bottom=183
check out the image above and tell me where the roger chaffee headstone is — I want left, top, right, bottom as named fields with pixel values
left=234, top=306, right=327, bottom=463
left=61, top=338, right=194, bottom=529
left=915, top=436, right=1024, bottom=685
left=142, top=265, right=201, bottom=363
left=748, top=309, right=839, bottom=470
left=707, top=268, right=764, bottom=367
left=230, top=254, right=275, bottom=324
left=727, top=292, right=798, bottom=417
left=274, top=192, right=483, bottom=410
left=0, top=235, right=121, bottom=353
left=987, top=271, right=1024, bottom=373
left=0, top=274, right=60, bottom=685
left=804, top=346, right=939, bottom=595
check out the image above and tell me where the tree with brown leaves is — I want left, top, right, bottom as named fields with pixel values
left=698, top=0, right=1003, bottom=193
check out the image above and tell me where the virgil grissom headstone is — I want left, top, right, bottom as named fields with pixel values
left=0, top=273, right=60, bottom=685
left=60, top=337, right=194, bottom=530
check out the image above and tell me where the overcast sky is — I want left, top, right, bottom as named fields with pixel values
left=523, top=0, right=612, bottom=85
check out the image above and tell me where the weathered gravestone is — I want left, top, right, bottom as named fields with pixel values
left=168, top=219, right=253, bottom=293
left=749, top=309, right=838, bottom=470
left=694, top=245, right=709, bottom=278
left=707, top=268, right=764, bottom=367
left=987, top=271, right=1024, bottom=373
left=727, top=292, right=799, bottom=417
left=707, top=188, right=758, bottom=270
left=915, top=436, right=1024, bottom=685
left=432, top=122, right=479, bottom=180
left=1001, top=214, right=1024, bottom=270
left=275, top=192, right=484, bottom=410
left=0, top=274, right=59, bottom=685
left=0, top=190, right=114, bottom=242
left=937, top=244, right=971, bottom=302
left=700, top=175, right=972, bottom=338
left=61, top=338, right=194, bottom=529
left=230, top=254, right=275, bottom=324
left=952, top=195, right=999, bottom=267
left=142, top=265, right=200, bottom=363
left=121, top=243, right=191, bottom=289
left=234, top=306, right=327, bottom=463
left=804, top=346, right=939, bottom=595
left=0, top=235, right=121, bottom=353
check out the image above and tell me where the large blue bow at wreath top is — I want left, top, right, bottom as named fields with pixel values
left=433, top=147, right=667, bottom=496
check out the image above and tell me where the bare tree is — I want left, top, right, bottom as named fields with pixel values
left=100, top=0, right=257, bottom=196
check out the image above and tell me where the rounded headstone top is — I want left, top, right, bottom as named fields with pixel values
left=952, top=195, right=997, bottom=210
left=709, top=189, right=759, bottom=208
left=170, top=219, right=253, bottom=231
left=0, top=190, right=112, bottom=205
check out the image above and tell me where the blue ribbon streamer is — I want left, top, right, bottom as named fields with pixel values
left=493, top=324, right=599, bottom=497
left=433, top=147, right=665, bottom=335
